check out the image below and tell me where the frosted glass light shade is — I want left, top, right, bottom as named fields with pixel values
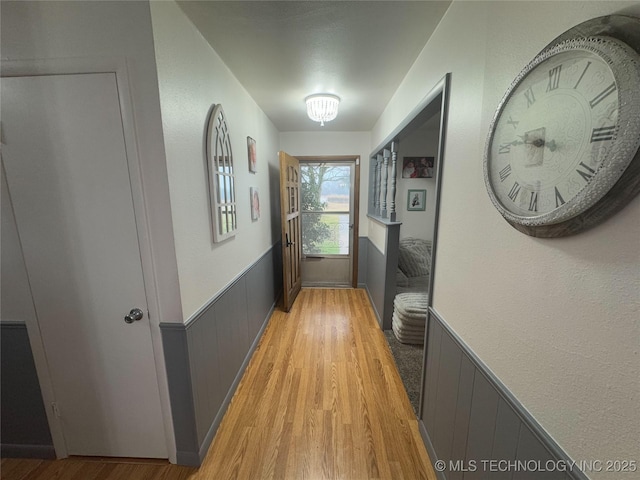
left=305, top=94, right=340, bottom=126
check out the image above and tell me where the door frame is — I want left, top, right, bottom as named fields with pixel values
left=296, top=155, right=360, bottom=288
left=1, top=57, right=176, bottom=462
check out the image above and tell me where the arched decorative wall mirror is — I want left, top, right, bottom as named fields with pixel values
left=206, top=103, right=238, bottom=243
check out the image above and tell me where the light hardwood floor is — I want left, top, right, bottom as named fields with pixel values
left=1, top=288, right=435, bottom=480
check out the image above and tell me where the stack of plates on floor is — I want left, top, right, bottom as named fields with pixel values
left=392, top=293, right=428, bottom=345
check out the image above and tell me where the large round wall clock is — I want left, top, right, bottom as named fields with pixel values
left=484, top=15, right=640, bottom=237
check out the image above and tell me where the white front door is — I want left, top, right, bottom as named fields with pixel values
left=2, top=73, right=167, bottom=458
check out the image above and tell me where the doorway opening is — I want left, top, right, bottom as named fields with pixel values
left=299, top=156, right=360, bottom=288
left=385, top=107, right=442, bottom=413
left=368, top=75, right=450, bottom=415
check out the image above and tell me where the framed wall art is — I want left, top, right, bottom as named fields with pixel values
left=407, top=189, right=426, bottom=211
left=402, top=156, right=434, bottom=178
left=250, top=187, right=260, bottom=220
left=247, top=136, right=257, bottom=173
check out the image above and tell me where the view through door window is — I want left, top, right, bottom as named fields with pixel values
left=301, top=164, right=351, bottom=255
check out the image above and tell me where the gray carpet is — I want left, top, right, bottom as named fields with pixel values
left=384, top=330, right=424, bottom=414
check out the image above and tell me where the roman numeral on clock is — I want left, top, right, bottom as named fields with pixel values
left=524, top=86, right=536, bottom=107
left=590, top=126, right=615, bottom=142
left=498, top=143, right=511, bottom=154
left=499, top=164, right=512, bottom=182
left=576, top=162, right=596, bottom=182
left=589, top=82, right=616, bottom=109
left=554, top=187, right=565, bottom=208
left=507, top=182, right=521, bottom=202
left=573, top=61, right=591, bottom=90
left=546, top=65, right=562, bottom=92
left=528, top=191, right=538, bottom=212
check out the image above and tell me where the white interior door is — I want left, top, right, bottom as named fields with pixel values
left=1, top=73, right=167, bottom=458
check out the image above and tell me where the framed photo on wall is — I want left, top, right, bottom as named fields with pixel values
left=247, top=136, right=257, bottom=173
left=402, top=156, right=434, bottom=178
left=407, top=189, right=426, bottom=211
left=250, top=187, right=260, bottom=220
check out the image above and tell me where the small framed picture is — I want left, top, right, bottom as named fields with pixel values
left=407, top=189, right=426, bottom=211
left=247, top=136, right=257, bottom=173
left=402, top=156, right=434, bottom=178
left=250, top=187, right=260, bottom=220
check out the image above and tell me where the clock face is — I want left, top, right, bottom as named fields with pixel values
left=484, top=36, right=640, bottom=231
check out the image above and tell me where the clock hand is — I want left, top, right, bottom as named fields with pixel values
left=517, top=134, right=543, bottom=147
left=516, top=134, right=556, bottom=151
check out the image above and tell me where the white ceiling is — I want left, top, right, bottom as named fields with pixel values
left=177, top=1, right=451, bottom=132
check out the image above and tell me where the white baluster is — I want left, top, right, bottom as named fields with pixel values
left=376, top=154, right=383, bottom=216
left=381, top=149, right=389, bottom=218
left=372, top=157, right=379, bottom=215
left=389, top=141, right=398, bottom=221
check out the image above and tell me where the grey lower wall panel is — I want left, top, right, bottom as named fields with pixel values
left=383, top=228, right=400, bottom=330
left=365, top=239, right=386, bottom=326
left=161, top=245, right=281, bottom=466
left=432, top=330, right=464, bottom=469
left=363, top=225, right=400, bottom=330
left=161, top=325, right=199, bottom=463
left=420, top=309, right=583, bottom=480
left=490, top=399, right=521, bottom=480
left=212, top=277, right=250, bottom=406
left=449, top=356, right=475, bottom=480
left=0, top=322, right=55, bottom=459
left=247, top=248, right=278, bottom=340
left=464, top=371, right=499, bottom=480
left=357, top=236, right=368, bottom=287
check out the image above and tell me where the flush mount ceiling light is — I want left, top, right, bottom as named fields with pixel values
left=305, top=94, right=340, bottom=126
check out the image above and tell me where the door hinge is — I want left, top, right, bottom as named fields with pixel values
left=52, top=402, right=62, bottom=418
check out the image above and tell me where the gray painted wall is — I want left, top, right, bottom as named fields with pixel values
left=357, top=236, right=368, bottom=288
left=365, top=238, right=386, bottom=324
left=364, top=223, right=400, bottom=330
left=161, top=244, right=282, bottom=466
left=420, top=309, right=586, bottom=480
left=0, top=322, right=54, bottom=458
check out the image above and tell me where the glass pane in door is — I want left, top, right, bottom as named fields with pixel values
left=300, top=164, right=351, bottom=256
left=302, top=212, right=350, bottom=254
